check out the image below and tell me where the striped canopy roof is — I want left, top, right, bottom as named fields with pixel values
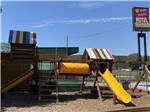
left=8, top=30, right=36, bottom=45
left=84, top=48, right=114, bottom=60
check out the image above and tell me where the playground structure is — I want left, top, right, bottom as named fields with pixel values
left=2, top=30, right=37, bottom=94
left=2, top=30, right=150, bottom=105
left=54, top=48, right=131, bottom=104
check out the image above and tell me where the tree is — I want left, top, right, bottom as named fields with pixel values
left=127, top=53, right=139, bottom=62
left=127, top=53, right=140, bottom=70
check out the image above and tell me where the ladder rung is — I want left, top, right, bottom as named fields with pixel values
left=39, top=99, right=57, bottom=102
left=39, top=73, right=55, bottom=75
left=39, top=76, right=56, bottom=78
left=39, top=72, right=55, bottom=74
left=39, top=94, right=56, bottom=96
left=39, top=89, right=55, bottom=91
left=39, top=80, right=57, bottom=82
left=58, top=85, right=80, bottom=87
left=40, top=85, right=57, bottom=87
left=39, top=79, right=57, bottom=81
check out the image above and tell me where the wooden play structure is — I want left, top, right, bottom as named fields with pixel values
left=37, top=48, right=131, bottom=104
left=1, top=30, right=37, bottom=94
left=9, top=30, right=37, bottom=63
left=2, top=30, right=132, bottom=105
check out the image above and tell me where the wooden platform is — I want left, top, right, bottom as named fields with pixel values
left=10, top=43, right=37, bottom=63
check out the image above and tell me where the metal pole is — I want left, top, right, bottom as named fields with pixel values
left=55, top=48, right=57, bottom=60
left=137, top=32, right=147, bottom=63
left=143, top=34, right=147, bottom=62
left=137, top=33, right=141, bottom=61
left=66, top=36, right=68, bottom=57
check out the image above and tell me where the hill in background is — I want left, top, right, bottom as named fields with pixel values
left=69, top=53, right=150, bottom=70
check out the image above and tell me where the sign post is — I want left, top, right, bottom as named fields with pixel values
left=132, top=7, right=149, bottom=63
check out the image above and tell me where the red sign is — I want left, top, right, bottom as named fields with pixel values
left=132, top=7, right=149, bottom=31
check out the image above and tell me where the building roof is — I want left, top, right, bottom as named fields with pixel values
left=37, top=47, right=79, bottom=55
left=1, top=43, right=11, bottom=54
left=83, top=48, right=114, bottom=60
left=1, top=43, right=79, bottom=55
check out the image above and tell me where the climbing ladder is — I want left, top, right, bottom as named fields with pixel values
left=38, top=61, right=59, bottom=102
left=90, top=71, right=113, bottom=99
left=79, top=72, right=113, bottom=99
left=100, top=83, right=113, bottom=98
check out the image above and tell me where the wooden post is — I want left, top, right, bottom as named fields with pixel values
left=55, top=62, right=59, bottom=103
left=96, top=78, right=102, bottom=99
left=93, top=76, right=97, bottom=88
left=79, top=76, right=85, bottom=93
left=97, top=71, right=104, bottom=100
left=133, top=70, right=146, bottom=92
left=144, top=65, right=150, bottom=94
left=145, top=65, right=150, bottom=75
left=133, top=65, right=150, bottom=93
left=113, top=94, right=117, bottom=104
left=91, top=70, right=98, bottom=92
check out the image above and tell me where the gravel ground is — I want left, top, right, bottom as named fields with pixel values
left=1, top=92, right=150, bottom=112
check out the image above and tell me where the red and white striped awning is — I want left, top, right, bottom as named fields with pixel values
left=85, top=48, right=114, bottom=60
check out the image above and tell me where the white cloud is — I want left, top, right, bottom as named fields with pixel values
left=32, top=21, right=52, bottom=28
left=32, top=17, right=131, bottom=28
left=101, top=17, right=132, bottom=23
left=68, top=2, right=104, bottom=9
left=62, top=17, right=131, bottom=24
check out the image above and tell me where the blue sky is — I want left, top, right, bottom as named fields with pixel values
left=1, top=1, right=150, bottom=55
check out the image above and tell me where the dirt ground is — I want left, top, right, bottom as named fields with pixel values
left=1, top=92, right=150, bottom=112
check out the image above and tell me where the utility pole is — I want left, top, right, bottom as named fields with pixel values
left=0, top=7, right=3, bottom=13
left=66, top=35, right=68, bottom=57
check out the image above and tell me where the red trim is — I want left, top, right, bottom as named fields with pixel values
left=16, top=31, right=20, bottom=43
left=32, top=32, right=36, bottom=45
left=92, top=48, right=99, bottom=59
left=33, top=32, right=36, bottom=39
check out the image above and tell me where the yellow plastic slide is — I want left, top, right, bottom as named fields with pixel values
left=99, top=69, right=131, bottom=104
left=2, top=68, right=34, bottom=94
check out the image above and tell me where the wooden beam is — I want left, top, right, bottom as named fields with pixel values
left=133, top=65, right=150, bottom=92
left=79, top=76, right=85, bottom=93
left=133, top=70, right=146, bottom=92
left=55, top=62, right=59, bottom=103
left=145, top=65, right=150, bottom=75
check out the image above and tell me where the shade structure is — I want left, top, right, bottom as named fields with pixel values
left=59, top=62, right=90, bottom=75
left=84, top=48, right=114, bottom=60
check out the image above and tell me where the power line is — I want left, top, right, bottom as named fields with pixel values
left=71, top=23, right=131, bottom=44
